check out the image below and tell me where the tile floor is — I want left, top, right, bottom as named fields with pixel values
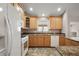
left=26, top=48, right=61, bottom=56
left=56, top=46, right=79, bottom=56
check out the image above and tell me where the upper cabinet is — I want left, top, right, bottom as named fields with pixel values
left=49, top=16, right=55, bottom=29
left=49, top=16, right=62, bottom=30
left=30, top=16, right=37, bottom=29
left=55, top=16, right=62, bottom=29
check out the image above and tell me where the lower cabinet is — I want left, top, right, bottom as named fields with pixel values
left=65, top=38, right=79, bottom=46
left=59, top=36, right=79, bottom=46
left=65, top=38, right=72, bottom=46
left=59, top=35, right=65, bottom=46
left=71, top=40, right=79, bottom=46
left=44, top=35, right=51, bottom=46
left=29, top=34, right=51, bottom=47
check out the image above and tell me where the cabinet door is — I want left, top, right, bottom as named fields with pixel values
left=59, top=36, right=65, bottom=46
left=55, top=16, right=62, bottom=29
left=44, top=35, right=51, bottom=47
left=71, top=40, right=79, bottom=46
left=65, top=39, right=72, bottom=46
left=30, top=16, right=37, bottom=29
left=37, top=35, right=44, bottom=46
left=29, top=35, right=34, bottom=46
left=49, top=16, right=55, bottom=29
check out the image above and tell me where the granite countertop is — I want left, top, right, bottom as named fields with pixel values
left=66, top=37, right=79, bottom=42
left=68, top=37, right=79, bottom=42
left=22, top=31, right=64, bottom=35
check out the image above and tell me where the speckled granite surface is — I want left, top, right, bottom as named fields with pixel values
left=26, top=48, right=61, bottom=56
left=56, top=46, right=79, bottom=56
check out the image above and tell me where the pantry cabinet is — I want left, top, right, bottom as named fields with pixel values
left=30, top=16, right=37, bottom=29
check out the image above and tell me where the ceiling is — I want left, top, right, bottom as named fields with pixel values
left=19, top=3, right=79, bottom=21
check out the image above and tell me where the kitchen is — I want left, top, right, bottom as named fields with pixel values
left=0, top=3, right=79, bottom=56
left=20, top=3, right=79, bottom=56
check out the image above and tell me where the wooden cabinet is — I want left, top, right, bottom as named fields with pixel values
left=59, top=35, right=65, bottom=46
left=65, top=38, right=72, bottom=46
left=49, top=16, right=62, bottom=30
left=44, top=35, right=51, bottom=46
left=55, top=16, right=62, bottom=29
left=30, top=16, right=37, bottom=29
left=37, top=35, right=44, bottom=46
left=65, top=38, right=79, bottom=46
left=29, top=34, right=51, bottom=47
left=49, top=16, right=55, bottom=29
left=71, top=40, right=79, bottom=46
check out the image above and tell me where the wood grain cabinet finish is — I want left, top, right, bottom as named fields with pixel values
left=30, top=16, right=37, bottom=29
left=49, top=16, right=55, bottom=29
left=71, top=40, right=79, bottom=46
left=65, top=38, right=72, bottom=46
left=37, top=35, right=44, bottom=46
left=29, top=34, right=51, bottom=47
left=44, top=35, right=51, bottom=47
left=65, top=38, right=79, bottom=46
left=59, top=35, right=65, bottom=46
left=49, top=16, right=62, bottom=30
left=55, top=16, right=62, bottom=29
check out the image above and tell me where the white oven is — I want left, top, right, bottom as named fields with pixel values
left=21, top=35, right=29, bottom=56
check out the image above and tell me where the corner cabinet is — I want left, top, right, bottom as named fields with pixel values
left=30, top=16, right=37, bottom=29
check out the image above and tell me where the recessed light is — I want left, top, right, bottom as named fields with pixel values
left=57, top=8, right=61, bottom=12
left=29, top=7, right=33, bottom=11
left=42, top=13, right=45, bottom=16
left=0, top=7, right=3, bottom=12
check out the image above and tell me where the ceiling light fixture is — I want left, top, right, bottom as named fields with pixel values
left=29, top=7, right=33, bottom=11
left=57, top=8, right=61, bottom=12
left=0, top=7, right=3, bottom=12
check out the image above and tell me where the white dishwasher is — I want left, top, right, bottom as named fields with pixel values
left=51, top=35, right=59, bottom=47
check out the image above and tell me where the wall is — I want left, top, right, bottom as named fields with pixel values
left=62, top=11, right=69, bottom=37
left=70, top=22, right=79, bottom=37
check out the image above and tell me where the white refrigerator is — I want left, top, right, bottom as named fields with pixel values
left=0, top=4, right=21, bottom=56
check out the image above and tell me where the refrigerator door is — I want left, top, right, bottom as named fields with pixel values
left=0, top=4, right=7, bottom=56
left=7, top=4, right=21, bottom=56
left=0, top=4, right=21, bottom=56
